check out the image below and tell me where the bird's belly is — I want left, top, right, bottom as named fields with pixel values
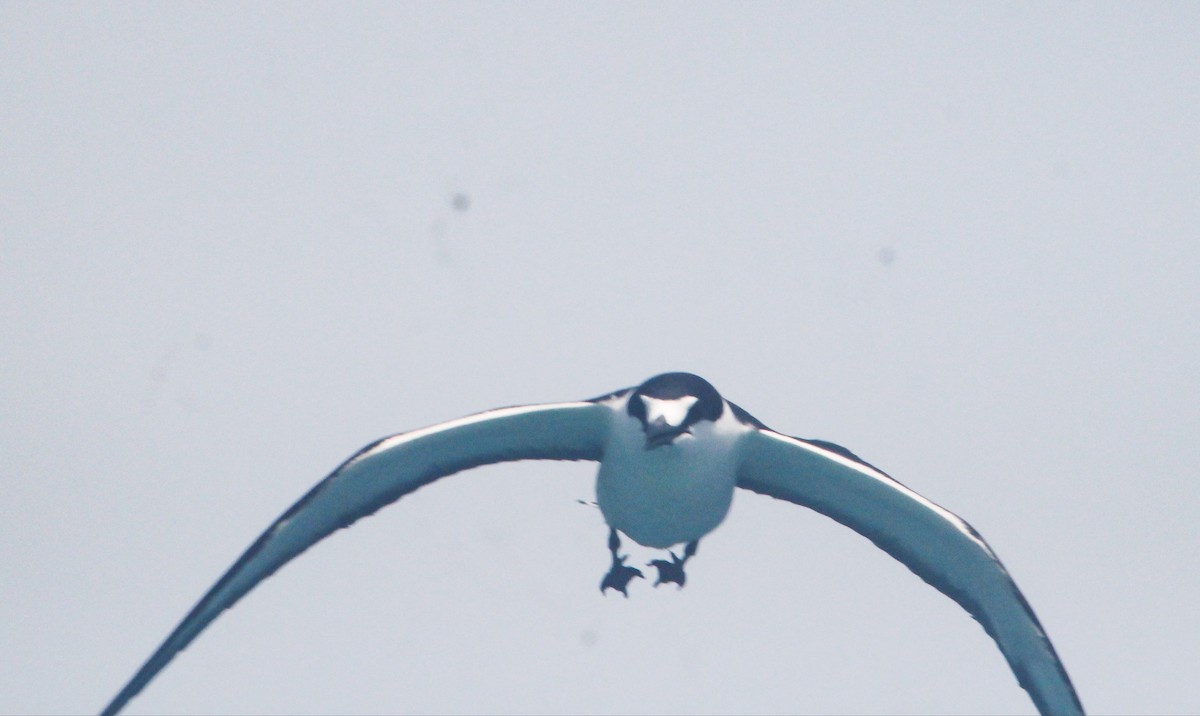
left=595, top=435, right=738, bottom=549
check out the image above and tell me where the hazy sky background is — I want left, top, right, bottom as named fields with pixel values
left=3, top=3, right=1198, bottom=715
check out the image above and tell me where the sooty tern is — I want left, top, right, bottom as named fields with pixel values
left=101, top=372, right=1083, bottom=716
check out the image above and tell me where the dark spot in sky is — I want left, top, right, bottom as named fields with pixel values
left=878, top=247, right=896, bottom=266
left=451, top=192, right=471, bottom=212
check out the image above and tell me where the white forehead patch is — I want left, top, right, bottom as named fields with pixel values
left=640, top=395, right=699, bottom=426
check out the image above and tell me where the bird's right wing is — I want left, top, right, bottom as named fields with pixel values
left=102, top=400, right=611, bottom=716
left=736, top=427, right=1083, bottom=716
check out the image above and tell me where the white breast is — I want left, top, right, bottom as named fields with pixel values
left=595, top=400, right=749, bottom=548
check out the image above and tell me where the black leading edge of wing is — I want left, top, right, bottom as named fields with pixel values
left=734, top=424, right=1083, bottom=716
left=100, top=401, right=609, bottom=716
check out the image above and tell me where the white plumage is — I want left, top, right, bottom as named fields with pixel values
left=101, top=372, right=1083, bottom=716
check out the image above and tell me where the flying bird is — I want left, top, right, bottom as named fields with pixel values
left=101, top=372, right=1083, bottom=715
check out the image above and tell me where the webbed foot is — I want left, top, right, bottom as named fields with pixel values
left=600, top=527, right=644, bottom=597
left=650, top=553, right=687, bottom=588
left=650, top=540, right=698, bottom=589
left=600, top=555, right=644, bottom=597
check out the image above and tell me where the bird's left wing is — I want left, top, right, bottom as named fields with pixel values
left=735, top=427, right=1083, bottom=716
left=102, top=400, right=611, bottom=716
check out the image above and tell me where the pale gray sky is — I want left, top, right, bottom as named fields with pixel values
left=3, top=3, right=1198, bottom=715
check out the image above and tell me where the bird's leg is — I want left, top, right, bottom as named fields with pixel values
left=649, top=540, right=699, bottom=589
left=599, top=528, right=643, bottom=597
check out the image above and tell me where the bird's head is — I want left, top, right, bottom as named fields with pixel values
left=628, top=372, right=724, bottom=449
